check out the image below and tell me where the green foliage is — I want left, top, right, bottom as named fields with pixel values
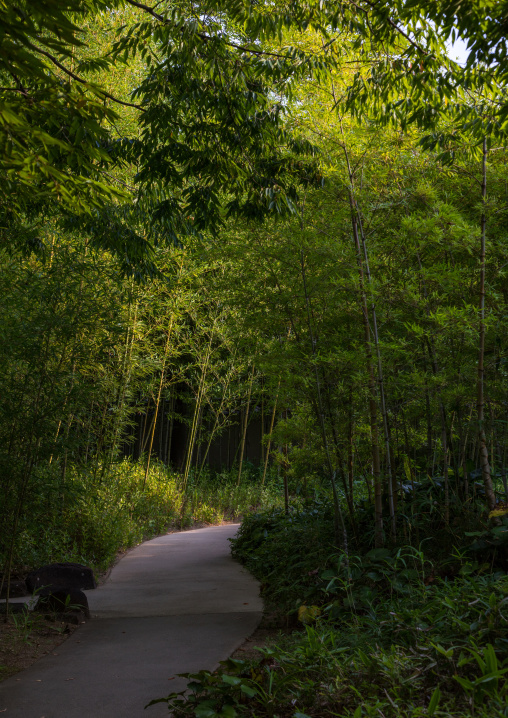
left=5, top=459, right=282, bottom=574
left=188, top=470, right=282, bottom=524
left=155, top=506, right=508, bottom=718
left=231, top=501, right=336, bottom=613
left=0, top=0, right=129, bottom=229
left=464, top=516, right=508, bottom=566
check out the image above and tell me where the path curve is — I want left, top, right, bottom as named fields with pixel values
left=0, top=524, right=262, bottom=717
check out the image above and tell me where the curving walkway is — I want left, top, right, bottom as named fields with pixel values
left=0, top=524, right=263, bottom=717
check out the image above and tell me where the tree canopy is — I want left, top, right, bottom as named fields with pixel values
left=2, top=1, right=505, bottom=262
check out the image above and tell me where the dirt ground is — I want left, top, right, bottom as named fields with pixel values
left=230, top=613, right=293, bottom=663
left=0, top=615, right=78, bottom=681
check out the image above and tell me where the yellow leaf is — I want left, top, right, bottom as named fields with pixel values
left=298, top=605, right=321, bottom=623
left=489, top=508, right=508, bottom=518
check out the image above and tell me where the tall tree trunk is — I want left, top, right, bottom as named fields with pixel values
left=260, top=380, right=265, bottom=468
left=237, top=368, right=254, bottom=486
left=143, top=319, right=174, bottom=490
left=108, top=299, right=139, bottom=473
left=417, top=252, right=451, bottom=526
left=350, top=213, right=383, bottom=546
left=141, top=401, right=156, bottom=454
left=347, top=385, right=354, bottom=499
left=300, top=249, right=348, bottom=550
left=182, top=320, right=216, bottom=491
left=166, top=386, right=176, bottom=466
left=421, top=350, right=434, bottom=474
left=497, top=441, right=508, bottom=502
left=477, top=137, right=497, bottom=514
left=283, top=409, right=289, bottom=515
left=94, top=399, right=110, bottom=484
left=326, top=387, right=356, bottom=527
left=337, top=117, right=390, bottom=542
left=261, top=383, right=279, bottom=486
left=140, top=399, right=151, bottom=455
left=356, top=209, right=396, bottom=538
left=196, top=363, right=236, bottom=482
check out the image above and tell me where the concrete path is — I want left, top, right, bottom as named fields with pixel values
left=0, top=524, right=263, bottom=718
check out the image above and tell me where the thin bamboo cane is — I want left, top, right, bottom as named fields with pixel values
left=237, top=367, right=255, bottom=486
left=339, top=132, right=389, bottom=542
left=477, top=137, right=497, bottom=514
left=417, top=253, right=451, bottom=525
left=182, top=318, right=216, bottom=491
left=166, top=386, right=176, bottom=465
left=300, top=249, right=348, bottom=551
left=196, top=364, right=236, bottom=482
left=350, top=211, right=383, bottom=546
left=143, top=317, right=174, bottom=489
left=261, top=381, right=280, bottom=486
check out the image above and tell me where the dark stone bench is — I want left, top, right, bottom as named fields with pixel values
left=0, top=579, right=29, bottom=599
left=26, top=563, right=97, bottom=592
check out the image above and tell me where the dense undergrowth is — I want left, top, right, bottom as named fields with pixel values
left=151, top=495, right=508, bottom=718
left=4, top=459, right=283, bottom=575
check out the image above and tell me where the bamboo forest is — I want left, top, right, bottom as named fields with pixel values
left=2, top=1, right=508, bottom=715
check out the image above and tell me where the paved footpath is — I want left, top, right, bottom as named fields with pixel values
left=0, top=524, right=262, bottom=718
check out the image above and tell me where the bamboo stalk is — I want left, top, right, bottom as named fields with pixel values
left=143, top=319, right=174, bottom=490
left=477, top=137, right=497, bottom=514
left=165, top=386, right=175, bottom=465
left=300, top=249, right=348, bottom=550
left=237, top=367, right=254, bottom=487
left=196, top=364, right=236, bottom=482
left=339, top=130, right=389, bottom=543
left=283, top=409, right=289, bottom=515
left=417, top=252, right=451, bottom=525
left=350, top=213, right=383, bottom=546
left=261, top=382, right=265, bottom=468
left=182, top=318, right=216, bottom=491
left=261, top=382, right=280, bottom=486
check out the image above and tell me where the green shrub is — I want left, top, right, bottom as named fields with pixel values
left=156, top=505, right=508, bottom=718
left=7, top=459, right=284, bottom=574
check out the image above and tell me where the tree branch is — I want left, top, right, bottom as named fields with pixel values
left=358, top=0, right=431, bottom=57
left=125, top=0, right=164, bottom=22
left=124, top=0, right=291, bottom=59
left=124, top=0, right=436, bottom=64
left=0, top=87, right=30, bottom=96
left=25, top=41, right=145, bottom=111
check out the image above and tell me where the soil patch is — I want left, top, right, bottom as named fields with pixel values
left=230, top=612, right=294, bottom=663
left=0, top=615, right=78, bottom=681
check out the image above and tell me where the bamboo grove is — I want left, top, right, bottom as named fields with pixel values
left=1, top=1, right=508, bottom=578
